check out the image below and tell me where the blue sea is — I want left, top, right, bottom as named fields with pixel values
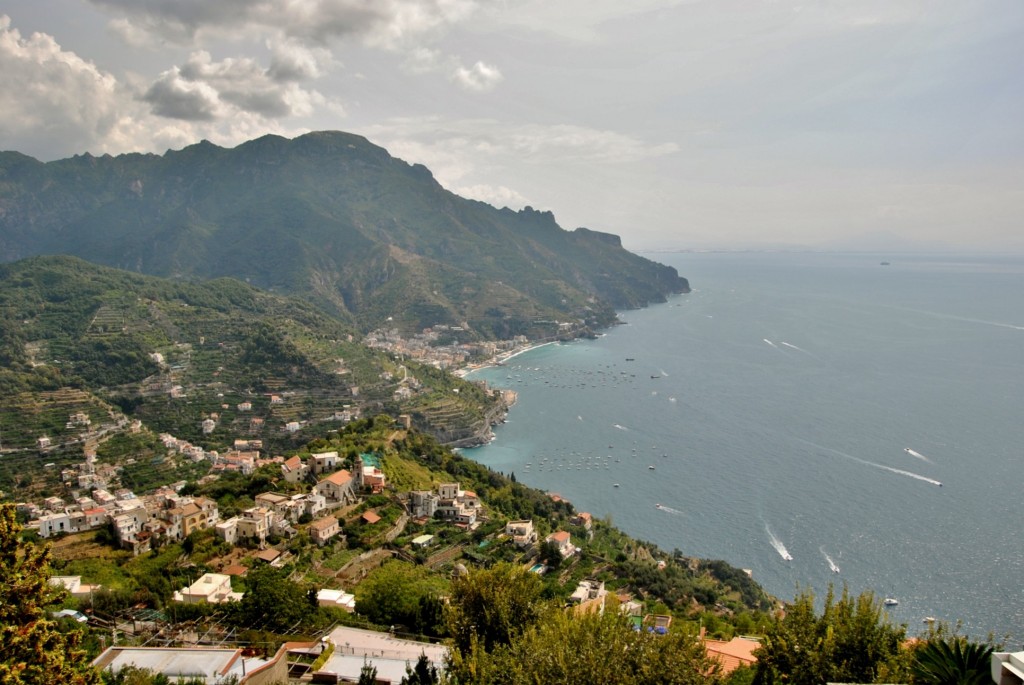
left=464, top=252, right=1024, bottom=640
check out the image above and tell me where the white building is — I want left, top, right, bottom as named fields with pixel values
left=174, top=573, right=242, bottom=604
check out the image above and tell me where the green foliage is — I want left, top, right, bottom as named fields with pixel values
left=753, top=586, right=909, bottom=685
left=911, top=638, right=994, bottom=685
left=491, top=610, right=724, bottom=683
left=0, top=132, right=687, bottom=339
left=401, top=654, right=440, bottom=685
left=358, top=660, right=378, bottom=685
left=0, top=255, right=506, bottom=460
left=310, top=641, right=335, bottom=673
left=229, top=564, right=310, bottom=633
left=354, top=560, right=448, bottom=635
left=445, top=562, right=551, bottom=656
left=0, top=504, right=101, bottom=685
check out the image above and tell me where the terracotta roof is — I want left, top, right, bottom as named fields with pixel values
left=222, top=565, right=248, bottom=576
left=324, top=469, right=352, bottom=485
left=548, top=531, right=571, bottom=543
left=255, top=549, right=281, bottom=562
left=705, top=638, right=759, bottom=674
left=309, top=516, right=338, bottom=531
left=283, top=456, right=302, bottom=470
left=361, top=511, right=381, bottom=524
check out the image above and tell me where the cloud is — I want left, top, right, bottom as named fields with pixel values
left=143, top=50, right=329, bottom=121
left=89, top=0, right=480, bottom=48
left=354, top=117, right=679, bottom=212
left=268, top=40, right=334, bottom=82
left=0, top=15, right=324, bottom=159
left=452, top=60, right=503, bottom=91
left=90, top=0, right=497, bottom=91
left=366, top=118, right=678, bottom=166
left=143, top=67, right=221, bottom=121
left=0, top=14, right=128, bottom=156
left=453, top=183, right=530, bottom=208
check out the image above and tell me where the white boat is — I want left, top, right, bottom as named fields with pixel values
left=884, top=597, right=899, bottom=606
left=648, top=465, right=655, bottom=470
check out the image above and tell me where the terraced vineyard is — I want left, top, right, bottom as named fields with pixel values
left=0, top=256, right=507, bottom=495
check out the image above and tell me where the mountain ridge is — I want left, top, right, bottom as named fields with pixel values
left=0, top=131, right=688, bottom=339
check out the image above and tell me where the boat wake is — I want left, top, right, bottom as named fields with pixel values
left=765, top=524, right=793, bottom=561
left=821, top=547, right=841, bottom=574
left=800, top=439, right=942, bottom=487
left=763, top=338, right=779, bottom=349
left=613, top=424, right=629, bottom=431
left=656, top=504, right=684, bottom=516
left=904, top=447, right=931, bottom=463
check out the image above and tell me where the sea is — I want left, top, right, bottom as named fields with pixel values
left=463, top=252, right=1024, bottom=641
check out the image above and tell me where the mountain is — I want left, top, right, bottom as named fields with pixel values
left=0, top=132, right=689, bottom=339
left=0, top=256, right=509, bottom=495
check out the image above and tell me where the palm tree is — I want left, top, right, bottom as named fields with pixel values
left=911, top=638, right=994, bottom=685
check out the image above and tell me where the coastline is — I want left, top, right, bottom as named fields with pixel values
left=454, top=340, right=562, bottom=378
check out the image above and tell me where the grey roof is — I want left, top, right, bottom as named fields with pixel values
left=93, top=647, right=267, bottom=683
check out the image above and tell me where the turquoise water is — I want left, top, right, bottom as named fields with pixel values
left=465, top=252, right=1024, bottom=639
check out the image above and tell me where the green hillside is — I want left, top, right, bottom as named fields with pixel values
left=0, top=131, right=689, bottom=338
left=0, top=256, right=505, bottom=493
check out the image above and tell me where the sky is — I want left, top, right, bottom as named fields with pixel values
left=1, top=0, right=1022, bottom=252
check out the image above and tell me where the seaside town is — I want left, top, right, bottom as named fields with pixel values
left=4, top=316, right=1017, bottom=684
left=15, top=416, right=772, bottom=683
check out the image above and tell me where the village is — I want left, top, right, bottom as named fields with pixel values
left=14, top=411, right=766, bottom=684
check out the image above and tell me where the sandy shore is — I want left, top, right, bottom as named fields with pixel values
left=455, top=340, right=560, bottom=377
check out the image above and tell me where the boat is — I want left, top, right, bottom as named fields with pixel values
left=884, top=597, right=899, bottom=606
left=613, top=483, right=620, bottom=488
left=655, top=503, right=661, bottom=509
left=648, top=465, right=656, bottom=470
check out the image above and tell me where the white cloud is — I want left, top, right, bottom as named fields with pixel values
left=353, top=117, right=679, bottom=213
left=454, top=183, right=530, bottom=208
left=142, top=50, right=331, bottom=121
left=89, top=0, right=498, bottom=95
left=452, top=60, right=503, bottom=91
left=143, top=67, right=222, bottom=121
left=90, top=0, right=481, bottom=48
left=366, top=118, right=678, bottom=166
left=268, top=40, right=334, bottom=82
left=0, top=14, right=129, bottom=156
left=0, top=15, right=327, bottom=159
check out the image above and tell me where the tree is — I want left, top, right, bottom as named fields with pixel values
left=753, top=586, right=908, bottom=685
left=445, top=562, right=550, bottom=655
left=488, top=609, right=720, bottom=685
left=0, top=504, right=102, bottom=684
left=230, top=564, right=309, bottom=633
left=911, top=638, right=994, bottom=685
left=401, top=654, right=440, bottom=685
left=357, top=660, right=378, bottom=685
left=354, top=560, right=446, bottom=634
left=539, top=540, right=563, bottom=570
